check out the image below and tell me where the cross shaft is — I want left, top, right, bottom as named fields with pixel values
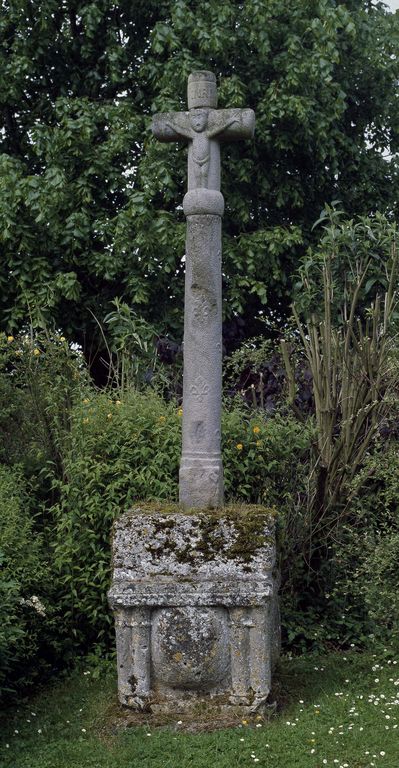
left=153, top=71, right=255, bottom=508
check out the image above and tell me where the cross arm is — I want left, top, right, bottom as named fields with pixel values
left=152, top=111, right=191, bottom=143
left=207, top=108, right=255, bottom=142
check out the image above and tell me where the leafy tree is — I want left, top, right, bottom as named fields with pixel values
left=0, top=1, right=398, bottom=377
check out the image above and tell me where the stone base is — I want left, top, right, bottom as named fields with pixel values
left=179, top=456, right=224, bottom=509
left=108, top=505, right=280, bottom=715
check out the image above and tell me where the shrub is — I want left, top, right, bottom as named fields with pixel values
left=0, top=331, right=87, bottom=479
left=222, top=403, right=314, bottom=507
left=49, top=390, right=182, bottom=650
left=288, top=210, right=398, bottom=526
left=0, top=465, right=47, bottom=698
left=330, top=446, right=399, bottom=643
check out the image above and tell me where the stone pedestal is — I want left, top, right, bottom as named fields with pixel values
left=108, top=506, right=280, bottom=715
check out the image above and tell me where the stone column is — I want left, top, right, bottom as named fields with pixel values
left=179, top=189, right=224, bottom=508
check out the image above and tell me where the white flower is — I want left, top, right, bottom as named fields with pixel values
left=21, top=595, right=46, bottom=616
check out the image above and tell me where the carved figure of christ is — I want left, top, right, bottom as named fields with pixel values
left=164, top=108, right=240, bottom=189
left=152, top=106, right=254, bottom=192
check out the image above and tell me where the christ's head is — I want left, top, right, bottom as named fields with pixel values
left=190, top=108, right=208, bottom=133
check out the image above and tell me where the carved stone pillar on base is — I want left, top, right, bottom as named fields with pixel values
left=109, top=72, right=281, bottom=718
left=108, top=506, right=280, bottom=715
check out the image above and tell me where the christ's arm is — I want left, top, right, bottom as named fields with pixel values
left=165, top=119, right=192, bottom=140
left=207, top=113, right=240, bottom=139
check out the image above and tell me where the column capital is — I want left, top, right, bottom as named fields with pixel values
left=183, top=189, right=224, bottom=217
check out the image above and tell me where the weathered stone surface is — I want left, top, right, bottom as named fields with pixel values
left=187, top=70, right=218, bottom=109
left=108, top=506, right=280, bottom=714
left=152, top=72, right=255, bottom=509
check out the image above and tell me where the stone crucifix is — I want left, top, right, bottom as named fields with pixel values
left=153, top=71, right=255, bottom=508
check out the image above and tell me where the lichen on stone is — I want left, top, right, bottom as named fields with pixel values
left=116, top=502, right=277, bottom=564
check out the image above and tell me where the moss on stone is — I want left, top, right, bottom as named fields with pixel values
left=123, top=502, right=277, bottom=564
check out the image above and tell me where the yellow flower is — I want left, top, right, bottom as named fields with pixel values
left=177, top=408, right=183, bottom=417
left=159, top=415, right=166, bottom=423
left=7, top=335, right=14, bottom=343
left=253, top=425, right=260, bottom=434
left=107, top=413, right=112, bottom=419
left=83, top=417, right=89, bottom=424
left=83, top=398, right=90, bottom=405
left=242, top=719, right=248, bottom=725
left=115, top=400, right=122, bottom=406
left=33, top=348, right=40, bottom=356
left=236, top=443, right=243, bottom=451
left=59, top=336, right=66, bottom=342
left=256, top=440, right=263, bottom=448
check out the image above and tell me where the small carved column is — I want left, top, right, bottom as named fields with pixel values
left=115, top=607, right=151, bottom=709
left=152, top=71, right=255, bottom=508
left=229, top=606, right=272, bottom=710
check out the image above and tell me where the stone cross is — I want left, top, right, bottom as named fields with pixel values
left=152, top=71, right=255, bottom=508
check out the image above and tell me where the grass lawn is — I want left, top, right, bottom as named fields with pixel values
left=1, top=648, right=399, bottom=768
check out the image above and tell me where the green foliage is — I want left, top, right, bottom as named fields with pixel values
left=277, top=211, right=399, bottom=652
left=49, top=390, right=181, bottom=649
left=285, top=211, right=398, bottom=525
left=1, top=2, right=399, bottom=365
left=0, top=331, right=88, bottom=476
left=103, top=299, right=160, bottom=391
left=0, top=333, right=96, bottom=697
left=0, top=465, right=46, bottom=698
left=330, top=446, right=399, bottom=643
left=222, top=405, right=314, bottom=507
